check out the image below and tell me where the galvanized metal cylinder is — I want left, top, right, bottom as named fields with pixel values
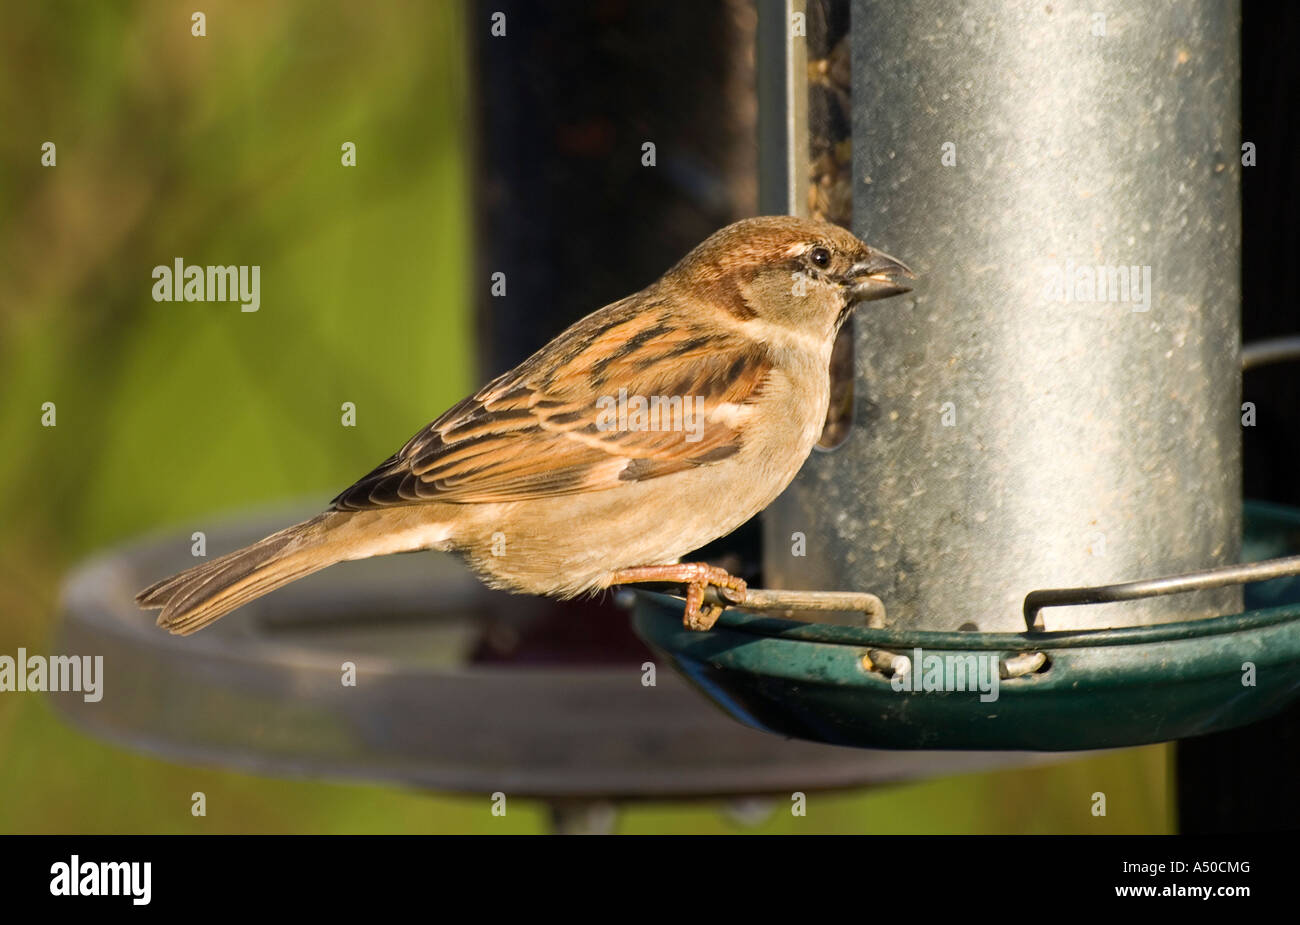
left=763, top=0, right=1243, bottom=631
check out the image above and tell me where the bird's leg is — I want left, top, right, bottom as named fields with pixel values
left=607, top=563, right=747, bottom=631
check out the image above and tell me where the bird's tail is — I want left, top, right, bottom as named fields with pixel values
left=136, top=512, right=351, bottom=635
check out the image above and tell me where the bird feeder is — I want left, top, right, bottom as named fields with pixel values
left=634, top=0, right=1300, bottom=750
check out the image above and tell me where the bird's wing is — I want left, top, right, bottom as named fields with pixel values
left=330, top=299, right=774, bottom=509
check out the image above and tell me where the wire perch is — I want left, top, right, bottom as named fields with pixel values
left=1022, top=554, right=1300, bottom=630
left=699, top=586, right=886, bottom=627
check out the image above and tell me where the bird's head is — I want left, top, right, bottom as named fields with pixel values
left=665, top=215, right=914, bottom=340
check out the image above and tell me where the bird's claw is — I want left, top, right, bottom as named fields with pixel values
left=606, top=561, right=746, bottom=631
left=681, top=566, right=747, bottom=631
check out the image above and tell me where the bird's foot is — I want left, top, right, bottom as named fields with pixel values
left=608, top=562, right=747, bottom=631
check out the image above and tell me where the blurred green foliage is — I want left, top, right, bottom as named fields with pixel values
left=0, top=0, right=1171, bottom=834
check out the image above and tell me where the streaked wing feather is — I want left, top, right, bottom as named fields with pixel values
left=331, top=297, right=771, bottom=510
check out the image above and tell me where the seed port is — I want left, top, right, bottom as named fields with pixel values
left=1000, top=652, right=1049, bottom=680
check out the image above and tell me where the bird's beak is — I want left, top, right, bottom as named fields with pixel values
left=844, top=250, right=915, bottom=302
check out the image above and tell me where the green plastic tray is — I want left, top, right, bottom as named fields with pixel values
left=632, top=501, right=1300, bottom=750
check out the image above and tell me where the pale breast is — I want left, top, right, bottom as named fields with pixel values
left=454, top=345, right=834, bottom=597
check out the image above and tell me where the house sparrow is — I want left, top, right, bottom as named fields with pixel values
left=137, top=216, right=912, bottom=634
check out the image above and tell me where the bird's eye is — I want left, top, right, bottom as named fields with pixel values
left=809, top=246, right=831, bottom=269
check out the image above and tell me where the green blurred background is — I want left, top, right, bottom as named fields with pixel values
left=0, top=0, right=1171, bottom=833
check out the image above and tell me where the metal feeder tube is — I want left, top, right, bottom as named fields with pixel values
left=763, top=0, right=1243, bottom=633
